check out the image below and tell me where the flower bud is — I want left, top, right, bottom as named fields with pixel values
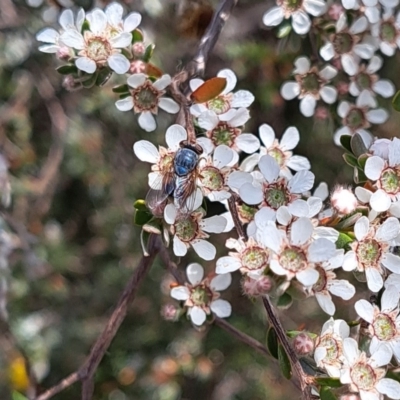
left=328, top=4, right=344, bottom=20
left=242, top=276, right=272, bottom=297
left=132, top=42, right=146, bottom=57
left=129, top=60, right=146, bottom=74
left=161, top=304, right=179, bottom=321
left=292, top=332, right=314, bottom=355
left=330, top=186, right=358, bottom=215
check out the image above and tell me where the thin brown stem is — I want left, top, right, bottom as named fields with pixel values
left=227, top=195, right=247, bottom=240
left=262, top=296, right=313, bottom=400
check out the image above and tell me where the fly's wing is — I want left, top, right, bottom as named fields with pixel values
left=146, top=170, right=175, bottom=217
left=174, top=173, right=198, bottom=215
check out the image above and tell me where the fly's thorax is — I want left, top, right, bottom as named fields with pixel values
left=174, top=148, right=200, bottom=177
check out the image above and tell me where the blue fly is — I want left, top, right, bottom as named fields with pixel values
left=146, top=141, right=202, bottom=217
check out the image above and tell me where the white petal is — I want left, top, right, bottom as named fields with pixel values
left=201, top=216, right=227, bottom=233
left=213, top=145, right=234, bottom=168
left=354, top=43, right=375, bottom=59
left=186, top=262, right=204, bottom=285
left=389, top=137, right=400, bottom=166
left=259, top=124, right=275, bottom=147
left=328, top=280, right=355, bottom=300
left=381, top=286, right=400, bottom=311
left=38, top=44, right=60, bottom=53
left=288, top=170, right=315, bottom=193
left=338, top=101, right=350, bottom=118
left=294, top=56, right=311, bottom=74
left=138, top=111, right=156, bottom=132
left=159, top=98, right=180, bottom=114
left=108, top=53, right=130, bottom=74
left=211, top=299, right=232, bottom=318
left=304, top=0, right=327, bottom=16
left=166, top=124, right=187, bottom=150
left=110, top=32, right=132, bottom=48
left=354, top=299, right=374, bottom=323
left=59, top=9, right=74, bottom=30
left=124, top=12, right=142, bottom=32
left=320, top=86, right=337, bottom=104
left=366, top=109, right=389, bottom=124
left=261, top=224, right=282, bottom=253
left=370, top=344, right=392, bottom=367
left=173, top=235, right=187, bottom=257
left=198, top=110, right=219, bottom=131
left=341, top=54, right=358, bottom=76
left=300, top=95, right=316, bottom=117
left=106, top=2, right=123, bottom=26
left=343, top=337, right=360, bottom=364
left=88, top=9, right=107, bottom=34
left=365, top=156, right=385, bottom=180
left=236, top=134, right=260, bottom=153
left=370, top=189, right=391, bottom=212
left=133, top=140, right=158, bottom=163
left=382, top=254, right=400, bottom=274
left=355, top=186, right=372, bottom=203
left=376, top=217, right=400, bottom=242
left=308, top=238, right=336, bottom=262
left=153, top=74, right=172, bottom=91
left=287, top=199, right=309, bottom=217
left=350, top=16, right=368, bottom=34
left=171, top=286, right=190, bottom=301
left=342, top=251, right=357, bottom=271
left=315, top=292, right=336, bottom=315
left=367, top=55, right=382, bottom=73
left=280, top=82, right=300, bottom=100
left=75, top=57, right=96, bottom=74
left=190, top=306, right=206, bottom=325
left=227, top=108, right=250, bottom=127
left=296, top=268, right=319, bottom=286
left=127, top=73, right=147, bottom=88
left=292, top=10, right=311, bottom=34
left=262, top=7, right=285, bottom=27
left=218, top=69, right=237, bottom=94
left=281, top=127, right=300, bottom=150
left=354, top=216, right=369, bottom=241
left=211, top=273, right=232, bottom=291
left=259, top=154, right=280, bottom=183
left=320, top=42, right=334, bottom=60
left=60, top=30, right=85, bottom=49
left=115, top=96, right=134, bottom=111
left=192, top=239, right=216, bottom=261
left=231, top=90, right=255, bottom=107
left=216, top=256, right=241, bottom=274
left=239, top=183, right=263, bottom=205
left=366, top=267, right=383, bottom=292
left=36, top=28, right=59, bottom=43
left=376, top=378, right=400, bottom=399
left=227, top=171, right=253, bottom=190
left=255, top=207, right=277, bottom=229
left=319, top=65, right=338, bottom=80
left=373, top=80, right=395, bottom=97
left=291, top=217, right=313, bottom=245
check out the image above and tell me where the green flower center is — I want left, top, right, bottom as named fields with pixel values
left=209, top=123, right=239, bottom=147
left=200, top=166, right=224, bottom=191
left=191, top=286, right=211, bottom=306
left=242, top=247, right=269, bottom=271
left=356, top=239, right=381, bottom=268
left=380, top=168, right=400, bottom=194
left=268, top=148, right=285, bottom=167
left=345, top=108, right=367, bottom=131
left=381, top=21, right=397, bottom=43
left=350, top=362, right=376, bottom=391
left=333, top=32, right=354, bottom=54
left=355, top=72, right=372, bottom=90
left=301, top=73, right=320, bottom=95
left=86, top=37, right=111, bottom=63
left=237, top=203, right=257, bottom=223
left=373, top=313, right=396, bottom=341
left=279, top=247, right=307, bottom=272
left=207, top=96, right=230, bottom=114
left=283, top=0, right=303, bottom=12
left=264, top=184, right=288, bottom=209
left=175, top=217, right=198, bottom=242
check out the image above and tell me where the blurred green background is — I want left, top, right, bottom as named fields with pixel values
left=0, top=0, right=399, bottom=399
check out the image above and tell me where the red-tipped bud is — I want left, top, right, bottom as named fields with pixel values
left=132, top=42, right=146, bottom=57
left=161, top=304, right=179, bottom=321
left=330, top=186, right=358, bottom=215
left=292, top=332, right=314, bottom=355
left=242, top=276, right=272, bottom=297
left=129, top=60, right=147, bottom=74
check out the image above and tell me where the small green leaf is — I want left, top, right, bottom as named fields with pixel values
left=277, top=23, right=292, bottom=38
left=112, top=84, right=130, bottom=94
left=340, top=135, right=352, bottom=153
left=353, top=167, right=367, bottom=184
left=134, top=209, right=153, bottom=226
left=335, top=232, right=353, bottom=249
left=392, top=90, right=400, bottom=111
left=81, top=72, right=97, bottom=88
left=266, top=327, right=279, bottom=359
left=12, top=392, right=28, bottom=400
left=315, top=377, right=342, bottom=387
left=132, top=29, right=144, bottom=43
left=143, top=44, right=155, bottom=63
left=276, top=292, right=293, bottom=309
left=343, top=153, right=358, bottom=167
left=96, top=68, right=112, bottom=86
left=56, top=64, right=78, bottom=75
left=319, top=386, right=338, bottom=400
left=140, top=230, right=151, bottom=256
left=350, top=132, right=368, bottom=157
left=278, top=344, right=292, bottom=379
left=336, top=212, right=363, bottom=230
left=81, top=20, right=90, bottom=32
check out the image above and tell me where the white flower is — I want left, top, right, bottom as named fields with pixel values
left=334, top=90, right=388, bottom=145
left=340, top=338, right=400, bottom=399
left=371, top=9, right=400, bottom=57
left=164, top=193, right=227, bottom=261
left=103, top=2, right=142, bottom=35
left=196, top=108, right=258, bottom=159
left=259, top=218, right=336, bottom=287
left=357, top=138, right=400, bottom=212
left=320, top=14, right=375, bottom=76
left=36, top=8, right=84, bottom=54
left=170, top=263, right=232, bottom=326
left=116, top=74, right=180, bottom=132
left=216, top=237, right=270, bottom=279
left=349, top=56, right=395, bottom=101
left=342, top=0, right=381, bottom=23
left=308, top=249, right=356, bottom=315
left=60, top=7, right=139, bottom=74
left=190, top=69, right=254, bottom=118
left=281, top=56, right=338, bottom=117
left=314, top=318, right=350, bottom=377
left=263, top=0, right=327, bottom=35
left=355, top=286, right=400, bottom=363
left=238, top=154, right=315, bottom=218
left=343, top=216, right=400, bottom=292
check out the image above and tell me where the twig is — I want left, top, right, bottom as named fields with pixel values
left=186, top=0, right=239, bottom=78
left=227, top=195, right=247, bottom=240
left=262, top=296, right=313, bottom=400
left=34, top=235, right=160, bottom=400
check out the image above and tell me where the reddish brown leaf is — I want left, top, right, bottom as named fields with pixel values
left=190, top=77, right=227, bottom=104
